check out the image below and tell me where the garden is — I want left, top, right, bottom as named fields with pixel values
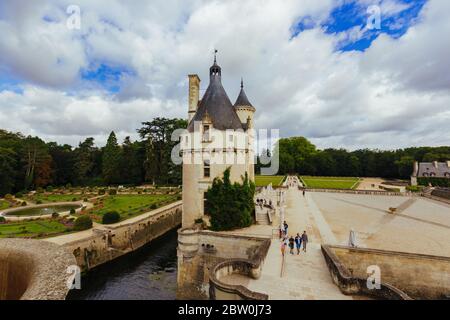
left=255, top=175, right=285, bottom=187
left=300, top=176, right=361, bottom=190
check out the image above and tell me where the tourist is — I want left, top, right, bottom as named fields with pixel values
left=283, top=221, right=289, bottom=236
left=303, top=189, right=306, bottom=197
left=281, top=238, right=287, bottom=256
left=295, top=233, right=302, bottom=255
left=288, top=236, right=295, bottom=255
left=301, top=231, right=308, bottom=252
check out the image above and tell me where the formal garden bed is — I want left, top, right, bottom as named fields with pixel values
left=80, top=194, right=181, bottom=223
left=0, top=218, right=74, bottom=239
left=0, top=186, right=182, bottom=238
left=255, top=175, right=285, bottom=187
left=300, top=176, right=361, bottom=190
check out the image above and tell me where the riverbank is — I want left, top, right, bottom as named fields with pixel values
left=67, top=230, right=178, bottom=300
left=46, top=201, right=182, bottom=272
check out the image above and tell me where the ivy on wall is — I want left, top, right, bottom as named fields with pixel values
left=205, top=168, right=255, bottom=231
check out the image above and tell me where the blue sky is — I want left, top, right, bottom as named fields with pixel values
left=292, top=0, right=428, bottom=51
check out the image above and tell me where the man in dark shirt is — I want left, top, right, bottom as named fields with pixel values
left=301, top=231, right=308, bottom=252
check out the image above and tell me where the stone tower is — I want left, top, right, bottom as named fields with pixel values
left=181, top=56, right=256, bottom=227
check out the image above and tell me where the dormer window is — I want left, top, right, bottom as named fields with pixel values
left=203, top=125, right=210, bottom=142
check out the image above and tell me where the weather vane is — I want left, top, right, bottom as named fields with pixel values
left=214, top=49, right=218, bottom=63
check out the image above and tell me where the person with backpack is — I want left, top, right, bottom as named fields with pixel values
left=288, top=236, right=295, bottom=255
left=295, top=233, right=302, bottom=255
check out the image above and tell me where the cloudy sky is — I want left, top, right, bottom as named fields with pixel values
left=0, top=0, right=448, bottom=150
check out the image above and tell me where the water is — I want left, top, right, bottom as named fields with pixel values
left=67, top=230, right=178, bottom=300
left=3, top=204, right=81, bottom=217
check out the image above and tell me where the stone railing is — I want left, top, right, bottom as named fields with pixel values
left=209, top=259, right=268, bottom=300
left=209, top=238, right=271, bottom=300
left=305, top=188, right=413, bottom=197
left=321, top=245, right=411, bottom=300
left=0, top=239, right=76, bottom=300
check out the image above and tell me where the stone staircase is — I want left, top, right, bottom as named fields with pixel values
left=255, top=206, right=273, bottom=225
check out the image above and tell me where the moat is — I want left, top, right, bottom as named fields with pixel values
left=67, top=230, right=178, bottom=300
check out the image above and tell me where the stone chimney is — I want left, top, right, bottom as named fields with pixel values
left=188, top=74, right=200, bottom=122
left=447, top=161, right=450, bottom=168
left=433, top=161, right=438, bottom=169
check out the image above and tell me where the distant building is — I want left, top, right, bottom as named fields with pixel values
left=181, top=55, right=255, bottom=227
left=411, top=161, right=450, bottom=186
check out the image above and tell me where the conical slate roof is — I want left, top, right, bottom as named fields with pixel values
left=234, top=80, right=255, bottom=109
left=187, top=60, right=243, bottom=132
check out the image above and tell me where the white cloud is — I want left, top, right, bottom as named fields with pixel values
left=0, top=0, right=449, bottom=151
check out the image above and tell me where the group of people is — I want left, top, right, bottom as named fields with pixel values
left=256, top=198, right=272, bottom=208
left=280, top=221, right=309, bottom=256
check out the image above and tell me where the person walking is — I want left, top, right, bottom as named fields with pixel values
left=283, top=221, right=289, bottom=237
left=303, top=189, right=306, bottom=197
left=295, top=233, right=302, bottom=255
left=301, top=231, right=308, bottom=252
left=288, top=236, right=295, bottom=255
left=281, top=238, right=287, bottom=257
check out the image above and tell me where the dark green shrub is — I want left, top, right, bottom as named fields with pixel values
left=36, top=200, right=43, bottom=204
left=72, top=197, right=78, bottom=202
left=69, top=208, right=76, bottom=215
left=52, top=212, right=59, bottom=218
left=0, top=217, right=6, bottom=223
left=108, top=189, right=117, bottom=195
left=98, top=189, right=106, bottom=195
left=15, top=192, right=24, bottom=198
left=21, top=201, right=27, bottom=206
left=102, top=211, right=121, bottom=224
left=417, top=177, right=450, bottom=187
left=83, top=198, right=88, bottom=202
left=206, top=168, right=254, bottom=231
left=46, top=186, right=54, bottom=192
left=74, top=216, right=93, bottom=231
left=150, top=203, right=157, bottom=210
left=36, top=187, right=44, bottom=193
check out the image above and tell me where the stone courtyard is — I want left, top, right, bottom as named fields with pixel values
left=223, top=178, right=450, bottom=299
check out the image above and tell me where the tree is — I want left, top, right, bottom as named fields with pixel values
left=396, top=156, right=415, bottom=179
left=73, top=137, right=97, bottom=185
left=102, top=131, right=122, bottom=185
left=205, top=168, right=255, bottom=231
left=0, top=147, right=17, bottom=196
left=20, top=136, right=53, bottom=190
left=138, top=118, right=187, bottom=185
left=120, top=137, right=145, bottom=185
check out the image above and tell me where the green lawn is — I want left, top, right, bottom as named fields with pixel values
left=89, top=194, right=180, bottom=222
left=29, top=194, right=88, bottom=203
left=255, top=175, right=285, bottom=187
left=0, top=200, right=10, bottom=210
left=0, top=220, right=69, bottom=238
left=300, top=176, right=360, bottom=190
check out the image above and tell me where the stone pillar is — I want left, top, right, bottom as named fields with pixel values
left=188, top=75, right=200, bottom=122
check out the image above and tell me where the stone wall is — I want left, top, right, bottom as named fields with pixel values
left=61, top=201, right=182, bottom=272
left=177, top=228, right=271, bottom=299
left=0, top=239, right=76, bottom=300
left=323, top=245, right=450, bottom=300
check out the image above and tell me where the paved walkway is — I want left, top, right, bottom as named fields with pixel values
left=245, top=187, right=352, bottom=300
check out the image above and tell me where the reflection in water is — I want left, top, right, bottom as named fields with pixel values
left=67, top=230, right=178, bottom=300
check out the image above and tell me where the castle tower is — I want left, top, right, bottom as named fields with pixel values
left=181, top=56, right=256, bottom=227
left=234, top=78, right=256, bottom=128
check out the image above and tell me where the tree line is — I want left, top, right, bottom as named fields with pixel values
left=257, top=137, right=450, bottom=179
left=0, top=117, right=187, bottom=196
